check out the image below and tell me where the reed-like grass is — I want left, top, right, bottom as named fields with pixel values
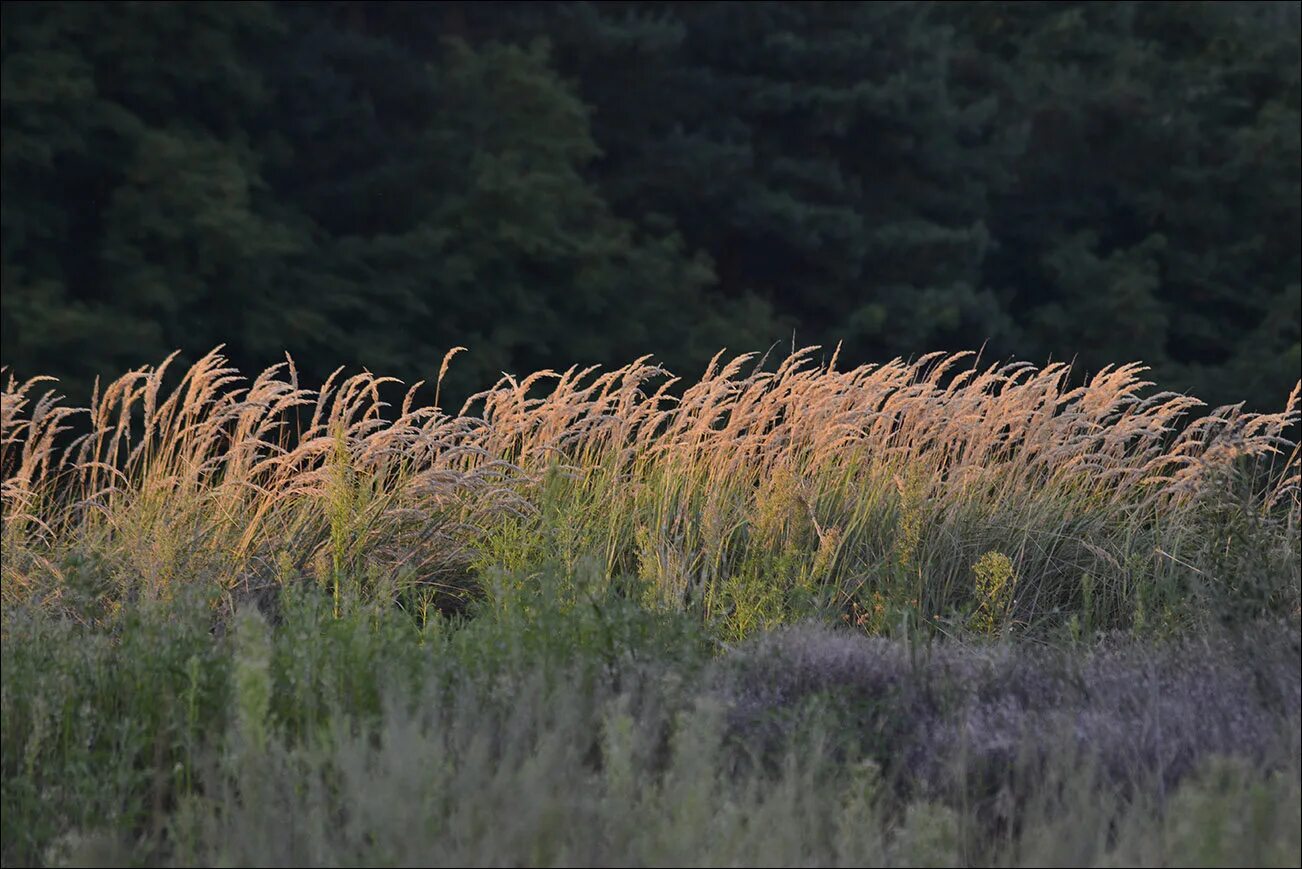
left=3, top=346, right=1298, bottom=634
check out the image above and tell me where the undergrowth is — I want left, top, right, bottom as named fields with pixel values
left=2, top=570, right=1298, bottom=867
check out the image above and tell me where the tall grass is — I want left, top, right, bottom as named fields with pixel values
left=3, top=346, right=1298, bottom=633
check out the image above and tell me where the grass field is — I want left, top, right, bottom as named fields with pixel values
left=2, top=347, right=1299, bottom=866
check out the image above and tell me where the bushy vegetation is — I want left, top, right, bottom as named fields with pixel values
left=2, top=349, right=1300, bottom=866
left=2, top=574, right=1298, bottom=867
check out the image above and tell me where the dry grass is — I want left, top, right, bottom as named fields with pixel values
left=3, top=346, right=1298, bottom=632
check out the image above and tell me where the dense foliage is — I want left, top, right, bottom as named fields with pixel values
left=3, top=2, right=1299, bottom=407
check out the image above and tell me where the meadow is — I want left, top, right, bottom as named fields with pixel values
left=2, top=346, right=1299, bottom=866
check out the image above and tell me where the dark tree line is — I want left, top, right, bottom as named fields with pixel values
left=3, top=1, right=1298, bottom=407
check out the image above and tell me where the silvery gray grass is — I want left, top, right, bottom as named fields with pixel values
left=716, top=620, right=1301, bottom=793
left=3, top=346, right=1298, bottom=632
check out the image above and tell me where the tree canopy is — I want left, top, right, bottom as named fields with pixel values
left=3, top=1, right=1298, bottom=408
